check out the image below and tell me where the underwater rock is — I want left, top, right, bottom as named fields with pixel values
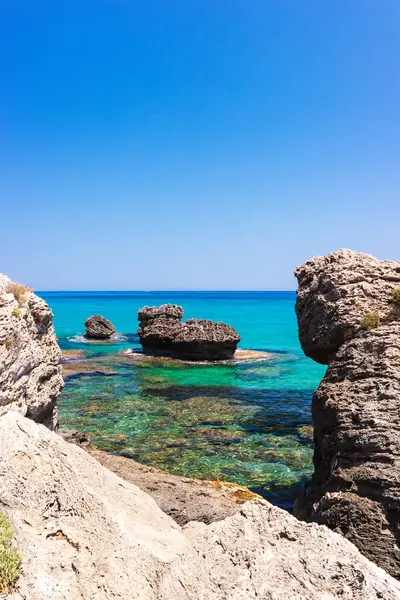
left=62, top=358, right=118, bottom=380
left=85, top=314, right=116, bottom=339
left=294, top=249, right=400, bottom=579
left=0, top=274, right=62, bottom=429
left=62, top=349, right=85, bottom=361
left=138, top=304, right=240, bottom=360
left=3, top=412, right=400, bottom=600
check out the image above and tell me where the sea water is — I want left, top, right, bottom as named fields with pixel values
left=40, top=291, right=325, bottom=508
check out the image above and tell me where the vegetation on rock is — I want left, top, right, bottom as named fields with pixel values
left=6, top=282, right=32, bottom=306
left=0, top=512, right=21, bottom=595
left=390, top=288, right=400, bottom=305
left=11, top=307, right=21, bottom=318
left=361, top=312, right=380, bottom=330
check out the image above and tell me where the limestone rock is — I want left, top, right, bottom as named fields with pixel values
left=3, top=412, right=400, bottom=600
left=294, top=249, right=400, bottom=579
left=2, top=412, right=185, bottom=600
left=74, top=442, right=260, bottom=526
left=138, top=304, right=240, bottom=360
left=295, top=248, right=400, bottom=364
left=85, top=315, right=116, bottom=339
left=0, top=274, right=62, bottom=429
left=160, top=500, right=400, bottom=600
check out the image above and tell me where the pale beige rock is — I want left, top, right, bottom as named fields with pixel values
left=2, top=412, right=185, bottom=600
left=2, top=412, right=400, bottom=600
left=160, top=501, right=400, bottom=600
left=0, top=274, right=63, bottom=429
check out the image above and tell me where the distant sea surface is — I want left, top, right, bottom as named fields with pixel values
left=40, top=291, right=325, bottom=508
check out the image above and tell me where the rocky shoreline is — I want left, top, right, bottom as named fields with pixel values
left=1, top=252, right=400, bottom=598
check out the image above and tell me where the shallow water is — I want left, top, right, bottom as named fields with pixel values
left=41, top=291, right=325, bottom=508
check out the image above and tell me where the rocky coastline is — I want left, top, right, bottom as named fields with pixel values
left=1, top=259, right=400, bottom=598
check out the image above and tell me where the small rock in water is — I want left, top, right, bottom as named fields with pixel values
left=85, top=315, right=116, bottom=339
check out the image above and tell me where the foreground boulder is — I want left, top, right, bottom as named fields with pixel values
left=294, top=249, right=400, bottom=578
left=0, top=275, right=62, bottom=429
left=85, top=315, right=115, bottom=339
left=138, top=304, right=240, bottom=360
left=3, top=413, right=400, bottom=599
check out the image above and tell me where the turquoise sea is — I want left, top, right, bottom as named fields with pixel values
left=40, top=291, right=325, bottom=509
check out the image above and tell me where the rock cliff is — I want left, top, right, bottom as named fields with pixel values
left=294, top=249, right=400, bottom=578
left=0, top=275, right=63, bottom=429
left=138, top=304, right=240, bottom=360
left=3, top=412, right=400, bottom=599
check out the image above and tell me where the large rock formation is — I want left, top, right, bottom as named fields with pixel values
left=138, top=304, right=240, bottom=360
left=85, top=315, right=116, bottom=339
left=3, top=412, right=400, bottom=599
left=0, top=275, right=63, bottom=429
left=294, top=249, right=400, bottom=578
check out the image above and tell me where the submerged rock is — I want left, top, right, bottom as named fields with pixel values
left=0, top=274, right=63, bottom=429
left=294, top=249, right=400, bottom=578
left=3, top=412, right=400, bottom=600
left=85, top=315, right=116, bottom=339
left=138, top=304, right=240, bottom=360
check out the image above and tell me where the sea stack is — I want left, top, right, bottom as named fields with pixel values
left=85, top=315, right=116, bottom=339
left=294, top=249, right=400, bottom=578
left=138, top=304, right=240, bottom=360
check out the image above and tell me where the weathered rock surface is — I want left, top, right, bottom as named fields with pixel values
left=0, top=274, right=62, bottom=429
left=71, top=440, right=260, bottom=526
left=295, top=248, right=400, bottom=364
left=85, top=314, right=116, bottom=339
left=138, top=304, right=240, bottom=360
left=4, top=412, right=400, bottom=600
left=294, top=249, right=400, bottom=578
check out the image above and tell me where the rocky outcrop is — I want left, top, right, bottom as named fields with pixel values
left=294, top=249, right=400, bottom=578
left=70, top=440, right=260, bottom=526
left=3, top=412, right=400, bottom=600
left=0, top=275, right=62, bottom=429
left=85, top=315, right=115, bottom=339
left=295, top=248, right=400, bottom=364
left=138, top=304, right=240, bottom=360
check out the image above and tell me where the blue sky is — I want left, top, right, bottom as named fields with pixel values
left=1, top=1, right=399, bottom=290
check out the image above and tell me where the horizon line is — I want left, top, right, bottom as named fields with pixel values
left=36, top=289, right=297, bottom=293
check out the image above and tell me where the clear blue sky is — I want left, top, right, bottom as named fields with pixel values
left=1, top=1, right=399, bottom=290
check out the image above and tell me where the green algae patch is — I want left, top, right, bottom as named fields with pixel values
left=0, top=512, right=21, bottom=595
left=297, top=425, right=314, bottom=441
